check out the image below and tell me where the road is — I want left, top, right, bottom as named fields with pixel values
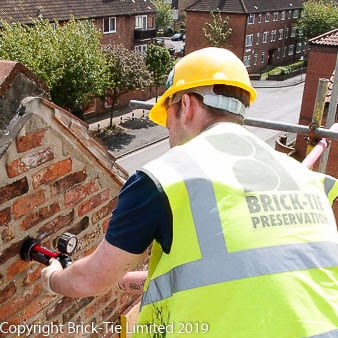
left=117, top=82, right=305, bottom=174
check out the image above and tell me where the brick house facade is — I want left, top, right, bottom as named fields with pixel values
left=0, top=0, right=157, bottom=52
left=185, top=0, right=305, bottom=75
left=0, top=64, right=144, bottom=336
left=294, top=29, right=338, bottom=219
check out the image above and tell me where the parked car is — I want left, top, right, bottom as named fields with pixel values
left=171, top=33, right=184, bottom=41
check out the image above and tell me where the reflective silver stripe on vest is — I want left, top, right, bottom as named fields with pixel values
left=142, top=133, right=338, bottom=306
left=324, top=176, right=336, bottom=196
left=308, top=329, right=338, bottom=338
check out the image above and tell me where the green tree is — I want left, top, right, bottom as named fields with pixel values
left=0, top=18, right=107, bottom=114
left=202, top=9, right=232, bottom=47
left=102, top=44, right=151, bottom=128
left=146, top=44, right=174, bottom=101
left=296, top=0, right=338, bottom=39
left=152, top=0, right=173, bottom=32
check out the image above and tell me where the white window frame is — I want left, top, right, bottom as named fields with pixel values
left=261, top=52, right=265, bottom=64
left=273, top=12, right=278, bottom=21
left=279, top=29, right=284, bottom=40
left=291, top=27, right=297, bottom=38
left=281, top=10, right=286, bottom=20
left=258, top=13, right=262, bottom=23
left=288, top=10, right=292, bottom=19
left=265, top=12, right=270, bottom=22
left=243, top=55, right=251, bottom=67
left=288, top=45, right=294, bottom=56
left=296, top=42, right=302, bottom=54
left=293, top=9, right=300, bottom=19
left=245, top=34, right=253, bottom=47
left=256, top=32, right=260, bottom=45
left=253, top=53, right=258, bottom=65
left=263, top=31, right=268, bottom=43
left=135, top=15, right=147, bottom=29
left=271, top=30, right=276, bottom=42
left=247, top=14, right=255, bottom=24
left=135, top=44, right=147, bottom=53
left=103, top=17, right=116, bottom=34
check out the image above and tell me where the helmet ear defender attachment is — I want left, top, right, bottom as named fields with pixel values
left=149, top=47, right=256, bottom=126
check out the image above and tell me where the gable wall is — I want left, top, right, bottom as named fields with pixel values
left=0, top=99, right=139, bottom=337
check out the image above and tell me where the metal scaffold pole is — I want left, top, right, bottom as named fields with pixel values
left=129, top=100, right=338, bottom=140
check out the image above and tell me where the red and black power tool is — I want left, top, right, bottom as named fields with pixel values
left=20, top=232, right=78, bottom=268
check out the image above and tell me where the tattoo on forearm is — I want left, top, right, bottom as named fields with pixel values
left=129, top=279, right=145, bottom=290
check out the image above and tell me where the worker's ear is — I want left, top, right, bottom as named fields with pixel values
left=181, top=93, right=194, bottom=124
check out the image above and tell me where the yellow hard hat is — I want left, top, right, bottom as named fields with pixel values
left=149, top=47, right=256, bottom=126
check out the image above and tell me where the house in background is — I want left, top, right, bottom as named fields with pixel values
left=0, top=0, right=157, bottom=52
left=184, top=0, right=305, bottom=75
left=294, top=28, right=338, bottom=219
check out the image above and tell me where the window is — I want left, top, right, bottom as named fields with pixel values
left=279, top=29, right=284, bottom=40
left=288, top=45, right=294, bottom=56
left=135, top=44, right=147, bottom=53
left=253, top=54, right=258, bottom=65
left=293, top=9, right=299, bottom=19
left=288, top=10, right=292, bottom=19
left=271, top=30, right=276, bottom=42
left=265, top=12, right=270, bottom=22
left=263, top=32, right=268, bottom=43
left=296, top=42, right=302, bottom=53
left=248, top=14, right=255, bottom=24
left=281, top=10, right=286, bottom=20
left=243, top=55, right=251, bottom=67
left=283, top=47, right=287, bottom=57
left=256, top=32, right=260, bottom=45
left=291, top=27, right=296, bottom=37
left=273, top=12, right=278, bottom=21
left=258, top=13, right=262, bottom=23
left=285, top=28, right=289, bottom=39
left=103, top=17, right=116, bottom=34
left=245, top=34, right=253, bottom=46
left=261, top=52, right=265, bottom=64
left=135, top=15, right=147, bottom=29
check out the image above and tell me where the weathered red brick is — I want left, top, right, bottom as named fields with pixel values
left=1, top=227, right=14, bottom=243
left=65, top=182, right=99, bottom=208
left=7, top=147, right=54, bottom=178
left=77, top=189, right=110, bottom=217
left=51, top=171, right=87, bottom=195
left=62, top=297, right=94, bottom=322
left=45, top=297, right=73, bottom=321
left=7, top=258, right=30, bottom=280
left=38, top=209, right=74, bottom=237
left=23, top=265, right=43, bottom=286
left=91, top=198, right=116, bottom=224
left=0, top=240, right=22, bottom=264
left=12, top=189, right=46, bottom=219
left=0, top=284, right=41, bottom=321
left=0, top=281, right=16, bottom=304
left=0, top=207, right=11, bottom=225
left=21, top=202, right=61, bottom=230
left=0, top=177, right=29, bottom=204
left=32, top=158, right=72, bottom=189
left=16, top=129, right=46, bottom=152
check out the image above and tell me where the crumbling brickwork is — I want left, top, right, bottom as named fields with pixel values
left=0, top=97, right=140, bottom=337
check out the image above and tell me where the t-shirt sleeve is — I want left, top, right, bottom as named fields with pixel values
left=105, top=170, right=173, bottom=254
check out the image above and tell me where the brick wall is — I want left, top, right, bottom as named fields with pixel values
left=0, top=97, right=141, bottom=337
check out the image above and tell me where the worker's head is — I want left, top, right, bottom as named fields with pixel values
left=149, top=47, right=256, bottom=147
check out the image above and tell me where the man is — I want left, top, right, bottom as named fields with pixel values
left=42, top=47, right=338, bottom=337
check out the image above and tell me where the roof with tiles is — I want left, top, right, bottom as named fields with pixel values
left=186, top=0, right=304, bottom=13
left=309, top=29, right=338, bottom=47
left=0, top=0, right=156, bottom=24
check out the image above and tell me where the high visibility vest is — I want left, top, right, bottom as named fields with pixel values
left=135, top=123, right=338, bottom=338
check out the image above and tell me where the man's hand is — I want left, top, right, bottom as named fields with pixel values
left=41, top=258, right=63, bottom=295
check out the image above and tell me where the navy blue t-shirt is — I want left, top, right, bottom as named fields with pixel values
left=105, top=171, right=173, bottom=254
